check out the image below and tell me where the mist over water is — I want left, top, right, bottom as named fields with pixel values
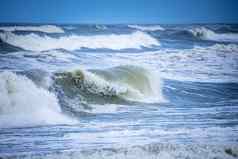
left=0, top=24, right=238, bottom=158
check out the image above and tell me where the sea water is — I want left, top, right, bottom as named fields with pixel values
left=0, top=24, right=238, bottom=158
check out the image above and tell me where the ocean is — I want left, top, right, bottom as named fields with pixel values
left=0, top=24, right=238, bottom=158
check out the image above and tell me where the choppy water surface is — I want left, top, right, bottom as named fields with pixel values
left=0, top=24, right=238, bottom=158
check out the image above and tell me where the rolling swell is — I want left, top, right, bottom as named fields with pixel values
left=0, top=31, right=159, bottom=51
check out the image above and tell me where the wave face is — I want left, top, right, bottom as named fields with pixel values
left=0, top=25, right=64, bottom=33
left=55, top=65, right=165, bottom=104
left=0, top=71, right=75, bottom=128
left=0, top=31, right=159, bottom=51
left=189, top=27, right=238, bottom=42
left=128, top=25, right=165, bottom=31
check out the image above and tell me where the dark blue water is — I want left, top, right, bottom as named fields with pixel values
left=0, top=24, right=238, bottom=158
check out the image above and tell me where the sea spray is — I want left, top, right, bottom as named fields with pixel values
left=0, top=71, right=76, bottom=128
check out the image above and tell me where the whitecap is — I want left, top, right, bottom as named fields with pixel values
left=128, top=25, right=165, bottom=31
left=0, top=25, right=64, bottom=33
left=0, top=31, right=159, bottom=51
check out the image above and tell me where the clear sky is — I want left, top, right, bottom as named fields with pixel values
left=0, top=0, right=238, bottom=24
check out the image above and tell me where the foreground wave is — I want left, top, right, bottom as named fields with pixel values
left=0, top=31, right=159, bottom=51
left=0, top=71, right=76, bottom=128
left=0, top=65, right=165, bottom=127
left=55, top=65, right=165, bottom=103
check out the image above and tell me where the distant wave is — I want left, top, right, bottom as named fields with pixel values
left=55, top=65, right=165, bottom=103
left=189, top=27, right=238, bottom=42
left=128, top=25, right=165, bottom=31
left=0, top=71, right=76, bottom=128
left=0, top=25, right=64, bottom=33
left=0, top=31, right=159, bottom=51
left=95, top=24, right=107, bottom=30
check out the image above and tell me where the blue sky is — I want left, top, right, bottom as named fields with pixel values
left=0, top=0, right=238, bottom=24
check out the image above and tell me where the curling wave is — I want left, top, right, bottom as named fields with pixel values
left=0, top=25, right=64, bottom=33
left=0, top=31, right=159, bottom=51
left=55, top=65, right=165, bottom=103
left=0, top=71, right=76, bottom=128
left=189, top=27, right=238, bottom=42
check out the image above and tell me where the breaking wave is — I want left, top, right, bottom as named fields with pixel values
left=0, top=71, right=76, bottom=128
left=0, top=31, right=159, bottom=51
left=128, top=25, right=165, bottom=31
left=0, top=25, right=64, bottom=33
left=189, top=27, right=238, bottom=42
left=55, top=65, right=165, bottom=103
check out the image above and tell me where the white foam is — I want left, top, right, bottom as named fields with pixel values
left=101, top=44, right=238, bottom=83
left=0, top=25, right=64, bottom=33
left=128, top=25, right=165, bottom=31
left=0, top=71, right=76, bottom=128
left=190, top=27, right=238, bottom=42
left=0, top=31, right=159, bottom=51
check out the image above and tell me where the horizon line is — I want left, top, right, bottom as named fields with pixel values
left=0, top=22, right=238, bottom=25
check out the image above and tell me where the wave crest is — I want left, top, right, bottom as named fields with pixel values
left=128, top=25, right=165, bottom=31
left=56, top=65, right=165, bottom=103
left=0, top=31, right=159, bottom=51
